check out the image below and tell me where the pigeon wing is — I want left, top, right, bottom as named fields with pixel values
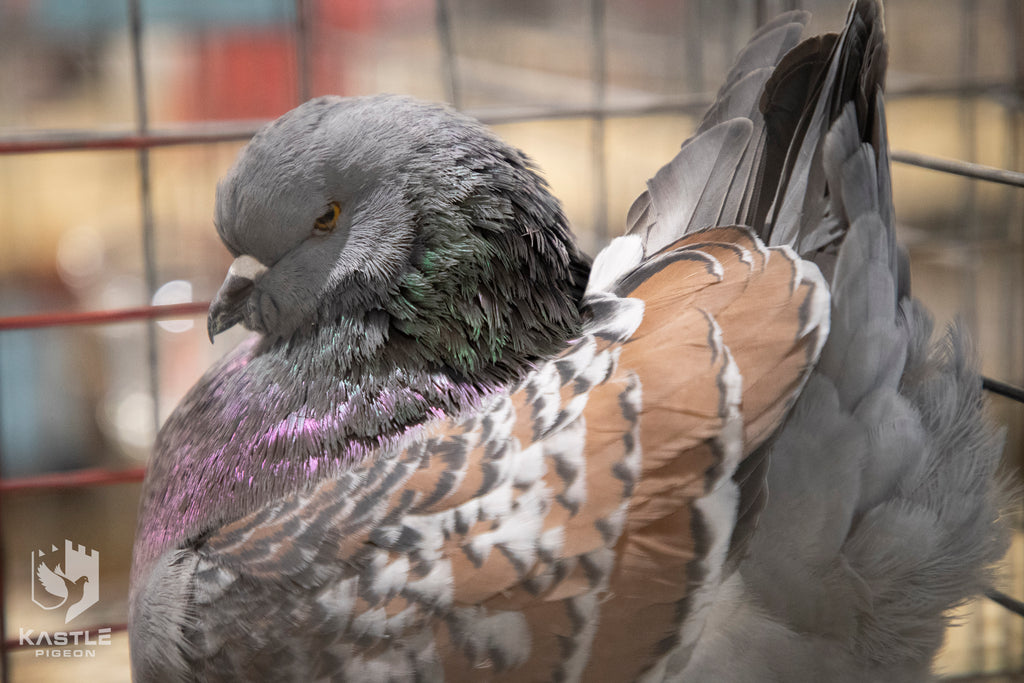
left=145, top=227, right=827, bottom=681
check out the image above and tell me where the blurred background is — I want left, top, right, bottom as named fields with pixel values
left=0, top=0, right=1021, bottom=680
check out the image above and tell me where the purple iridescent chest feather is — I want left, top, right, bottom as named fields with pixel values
left=132, top=325, right=489, bottom=587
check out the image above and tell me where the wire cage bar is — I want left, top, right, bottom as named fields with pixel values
left=0, top=0, right=1021, bottom=680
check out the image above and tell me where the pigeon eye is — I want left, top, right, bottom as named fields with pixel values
left=313, top=201, right=341, bottom=233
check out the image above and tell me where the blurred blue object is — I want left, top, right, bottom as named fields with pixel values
left=0, top=286, right=97, bottom=476
left=33, top=0, right=294, bottom=32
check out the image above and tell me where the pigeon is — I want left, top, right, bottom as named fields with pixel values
left=129, top=1, right=1010, bottom=680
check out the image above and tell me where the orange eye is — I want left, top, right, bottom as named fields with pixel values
left=314, top=201, right=341, bottom=233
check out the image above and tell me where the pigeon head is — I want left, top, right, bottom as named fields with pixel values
left=209, top=94, right=590, bottom=384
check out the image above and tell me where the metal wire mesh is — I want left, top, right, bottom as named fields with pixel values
left=0, top=0, right=1021, bottom=680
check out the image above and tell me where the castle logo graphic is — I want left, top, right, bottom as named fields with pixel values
left=31, top=540, right=99, bottom=624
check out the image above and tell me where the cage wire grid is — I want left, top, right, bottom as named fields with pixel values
left=0, top=0, right=1021, bottom=680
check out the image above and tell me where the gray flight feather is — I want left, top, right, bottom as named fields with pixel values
left=626, top=10, right=810, bottom=251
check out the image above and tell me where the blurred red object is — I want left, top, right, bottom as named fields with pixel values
left=184, top=29, right=299, bottom=120
left=175, top=0, right=375, bottom=121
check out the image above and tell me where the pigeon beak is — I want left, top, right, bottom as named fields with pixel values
left=207, top=255, right=268, bottom=342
